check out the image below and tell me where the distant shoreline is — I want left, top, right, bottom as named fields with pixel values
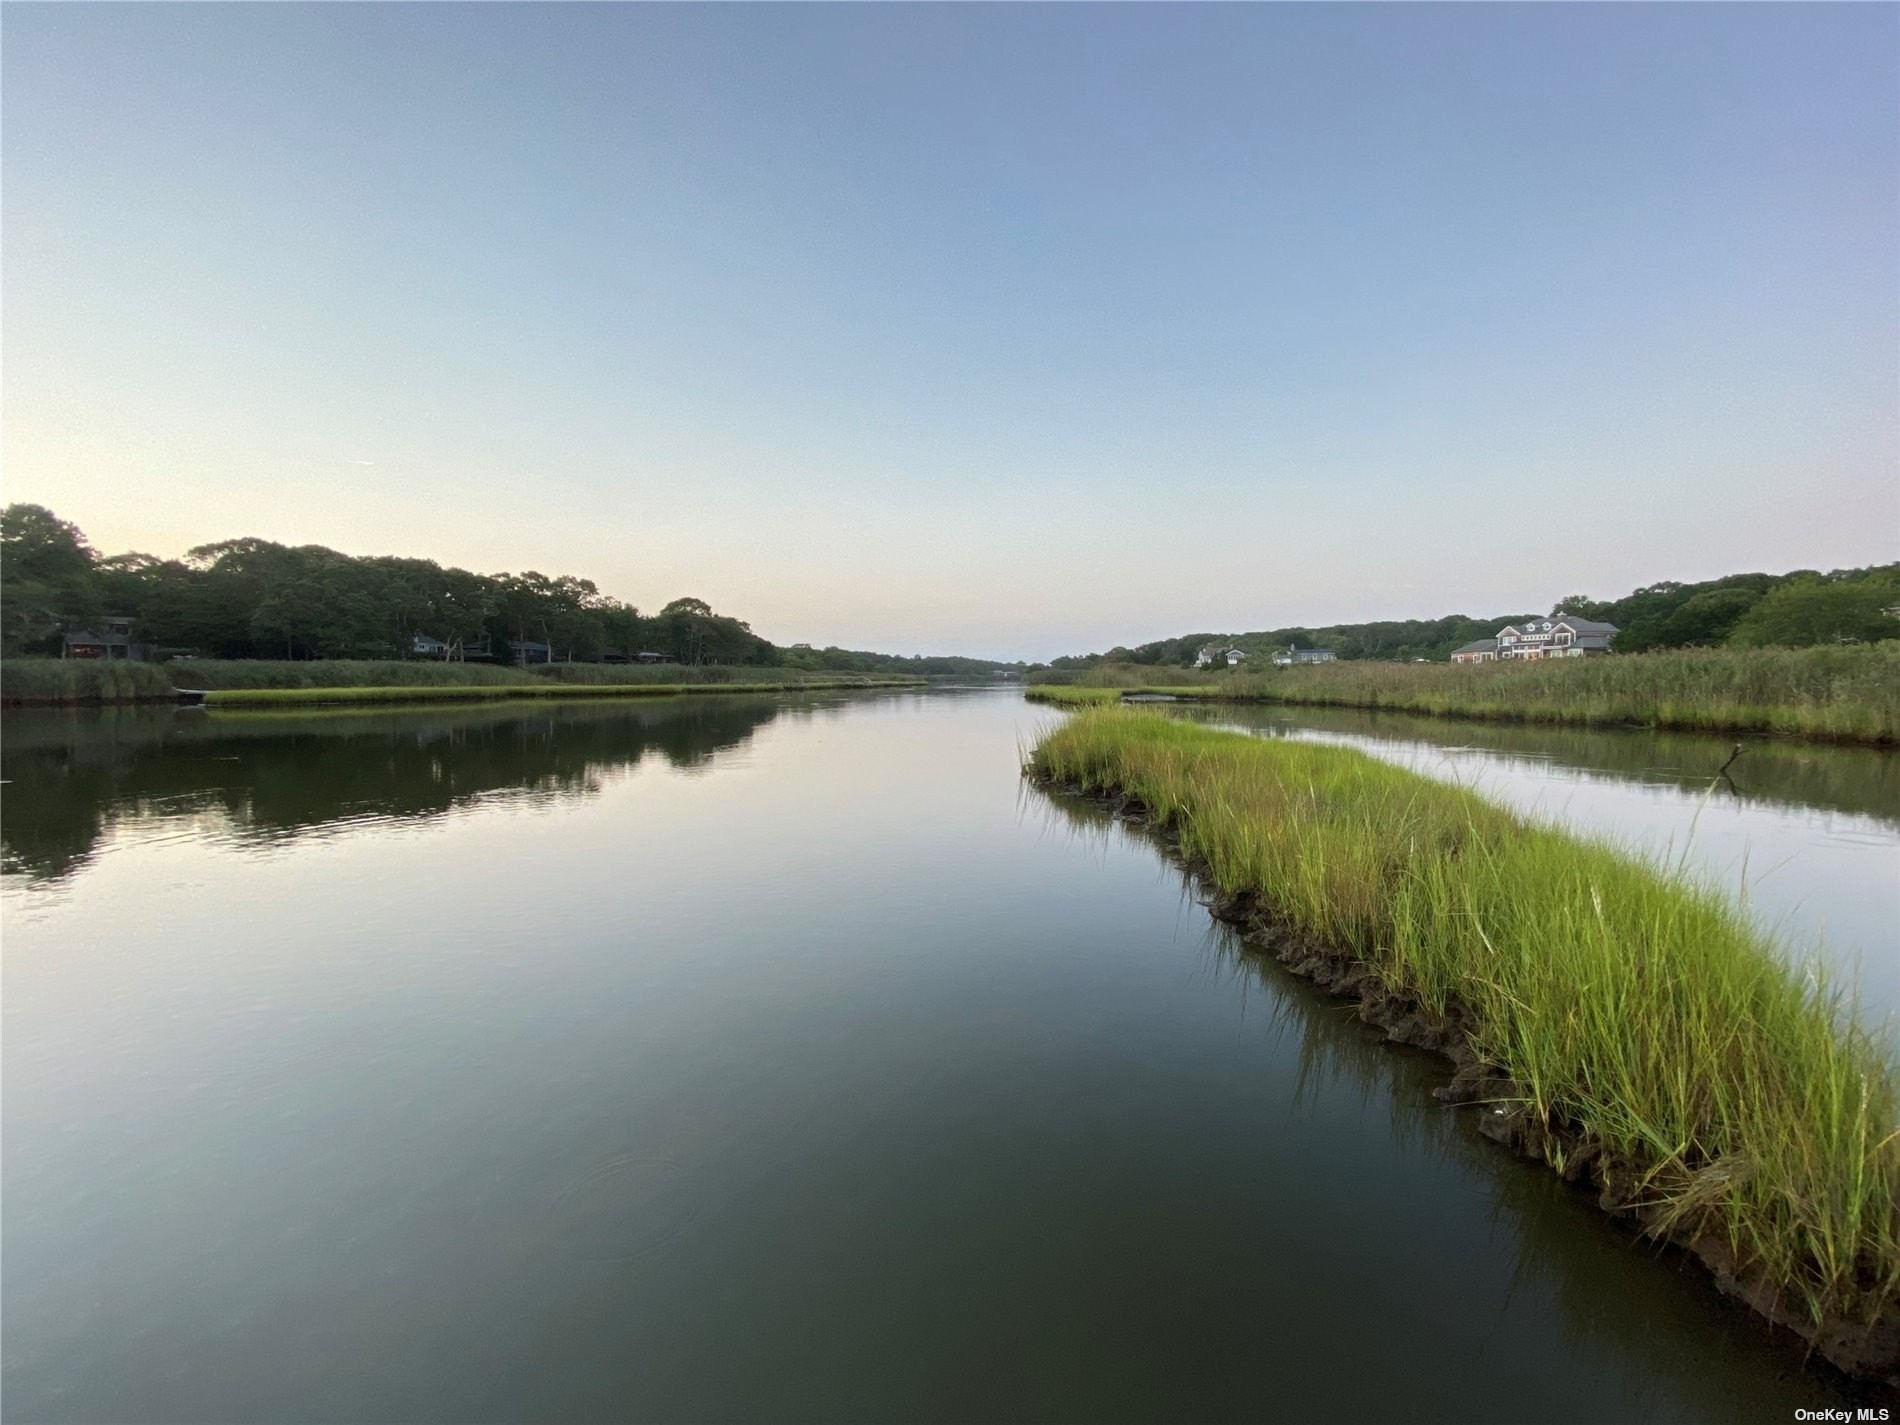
left=0, top=658, right=928, bottom=709
left=1025, top=644, right=1900, bottom=746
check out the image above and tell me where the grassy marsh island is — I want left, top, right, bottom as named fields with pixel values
left=0, top=657, right=926, bottom=707
left=1025, top=683, right=1222, bottom=706
left=197, top=676, right=925, bottom=709
left=1030, top=643, right=1900, bottom=744
left=1026, top=709, right=1900, bottom=1376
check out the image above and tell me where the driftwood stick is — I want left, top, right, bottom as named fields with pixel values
left=1717, top=742, right=1746, bottom=777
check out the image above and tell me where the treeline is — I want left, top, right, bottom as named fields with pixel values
left=776, top=645, right=1014, bottom=677
left=1042, top=563, right=1900, bottom=669
left=0, top=505, right=1021, bottom=674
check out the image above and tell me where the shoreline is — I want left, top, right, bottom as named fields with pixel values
left=1024, top=684, right=1898, bottom=748
left=1, top=677, right=928, bottom=710
left=1031, top=769, right=1900, bottom=1389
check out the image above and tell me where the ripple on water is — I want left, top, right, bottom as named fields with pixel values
left=546, top=1149, right=710, bottom=1265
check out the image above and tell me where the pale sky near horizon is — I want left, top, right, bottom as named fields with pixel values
left=4, top=4, right=1895, bottom=661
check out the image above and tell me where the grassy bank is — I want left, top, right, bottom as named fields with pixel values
left=201, top=677, right=924, bottom=708
left=1027, top=710, right=1898, bottom=1361
left=1, top=659, right=176, bottom=705
left=1219, top=645, right=1900, bottom=743
left=1, top=658, right=926, bottom=706
left=166, top=659, right=527, bottom=690
left=166, top=659, right=887, bottom=691
left=1025, top=684, right=1216, bottom=706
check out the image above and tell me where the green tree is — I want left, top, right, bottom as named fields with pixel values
left=1, top=503, right=101, bottom=653
left=1655, top=586, right=1763, bottom=647
left=1728, top=575, right=1900, bottom=648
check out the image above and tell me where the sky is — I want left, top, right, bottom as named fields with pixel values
left=4, top=4, right=1895, bottom=662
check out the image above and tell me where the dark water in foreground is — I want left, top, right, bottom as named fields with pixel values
left=2, top=691, right=1884, bottom=1423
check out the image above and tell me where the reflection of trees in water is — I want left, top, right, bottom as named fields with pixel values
left=1030, top=785, right=1858, bottom=1410
left=1172, top=703, right=1900, bottom=829
left=1, top=697, right=825, bottom=883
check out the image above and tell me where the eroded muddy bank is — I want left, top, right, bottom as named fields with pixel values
left=1031, top=772, right=1900, bottom=1391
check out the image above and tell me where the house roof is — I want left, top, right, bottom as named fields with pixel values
left=1451, top=639, right=1498, bottom=655
left=1498, top=615, right=1620, bottom=636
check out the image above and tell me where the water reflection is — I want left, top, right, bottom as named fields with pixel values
left=1168, top=702, right=1900, bottom=828
left=0, top=697, right=827, bottom=884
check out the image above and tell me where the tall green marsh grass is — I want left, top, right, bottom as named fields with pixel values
left=1028, top=709, right=1899, bottom=1338
left=170, top=659, right=546, bottom=689
left=1025, top=684, right=1221, bottom=706
left=1, top=659, right=175, bottom=704
left=531, top=664, right=905, bottom=687
left=1223, top=644, right=1900, bottom=743
left=1024, top=686, right=1124, bottom=706
left=201, top=677, right=924, bottom=708
left=0, top=658, right=929, bottom=704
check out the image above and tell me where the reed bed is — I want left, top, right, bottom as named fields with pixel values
left=168, top=659, right=540, bottom=689
left=1028, top=709, right=1899, bottom=1342
left=532, top=664, right=897, bottom=687
left=1220, top=645, right=1900, bottom=744
left=1, top=659, right=176, bottom=705
left=1025, top=684, right=1221, bottom=706
left=202, top=678, right=923, bottom=708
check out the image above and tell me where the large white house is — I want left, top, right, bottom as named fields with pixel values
left=1450, top=613, right=1619, bottom=664
left=1194, top=643, right=1249, bottom=668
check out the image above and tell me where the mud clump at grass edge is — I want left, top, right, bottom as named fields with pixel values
left=1026, top=708, right=1900, bottom=1386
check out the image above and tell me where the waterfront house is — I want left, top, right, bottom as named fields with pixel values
left=1449, top=638, right=1499, bottom=664
left=62, top=617, right=153, bottom=662
left=1271, top=645, right=1337, bottom=667
left=1452, top=614, right=1618, bottom=663
left=507, top=639, right=552, bottom=665
left=1194, top=643, right=1249, bottom=669
left=410, top=632, right=494, bottom=661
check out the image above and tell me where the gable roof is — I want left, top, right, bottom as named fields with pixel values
left=1451, top=638, right=1498, bottom=655
left=1555, top=617, right=1618, bottom=634
left=1500, top=614, right=1620, bottom=636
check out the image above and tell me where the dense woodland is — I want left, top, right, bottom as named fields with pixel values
left=1042, top=563, right=1900, bottom=669
left=0, top=505, right=1017, bottom=675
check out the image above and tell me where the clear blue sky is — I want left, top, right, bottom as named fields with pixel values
left=5, top=4, right=1895, bottom=660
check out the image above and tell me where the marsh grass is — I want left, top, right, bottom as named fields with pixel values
left=203, top=677, right=924, bottom=708
left=1218, top=645, right=1900, bottom=743
left=166, top=659, right=528, bottom=689
left=1, top=659, right=175, bottom=704
left=1028, top=709, right=1900, bottom=1333
left=531, top=664, right=910, bottom=687
left=1025, top=684, right=1218, bottom=706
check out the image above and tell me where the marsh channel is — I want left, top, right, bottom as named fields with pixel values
left=4, top=688, right=1895, bottom=1423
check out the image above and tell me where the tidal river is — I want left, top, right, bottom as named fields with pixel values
left=3, top=690, right=1892, bottom=1423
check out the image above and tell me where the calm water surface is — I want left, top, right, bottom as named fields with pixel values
left=3, top=690, right=1886, bottom=1423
